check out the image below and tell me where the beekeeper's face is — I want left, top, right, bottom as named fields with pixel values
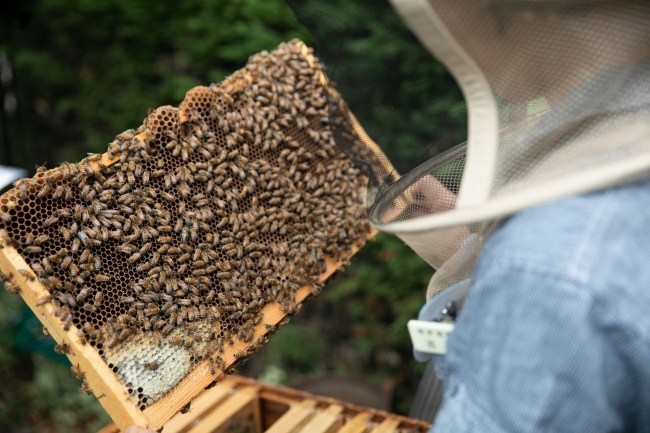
left=432, top=1, right=650, bottom=103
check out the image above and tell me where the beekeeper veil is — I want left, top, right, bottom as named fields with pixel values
left=288, top=0, right=650, bottom=298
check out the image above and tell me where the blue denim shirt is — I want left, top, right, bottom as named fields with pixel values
left=430, top=177, right=650, bottom=432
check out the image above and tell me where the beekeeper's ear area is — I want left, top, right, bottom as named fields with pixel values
left=0, top=39, right=375, bottom=430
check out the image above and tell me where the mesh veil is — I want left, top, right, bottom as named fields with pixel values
left=289, top=0, right=650, bottom=298
left=286, top=0, right=467, bottom=204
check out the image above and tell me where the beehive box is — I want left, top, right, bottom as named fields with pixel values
left=97, top=375, right=432, bottom=433
left=0, top=39, right=376, bottom=431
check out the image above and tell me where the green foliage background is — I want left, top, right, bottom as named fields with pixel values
left=287, top=0, right=467, bottom=176
left=0, top=0, right=463, bottom=431
left=0, top=0, right=313, bottom=168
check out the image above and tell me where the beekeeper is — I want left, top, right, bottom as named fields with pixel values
left=291, top=0, right=650, bottom=430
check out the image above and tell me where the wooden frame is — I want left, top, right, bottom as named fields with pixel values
left=98, top=375, right=432, bottom=433
left=0, top=39, right=385, bottom=431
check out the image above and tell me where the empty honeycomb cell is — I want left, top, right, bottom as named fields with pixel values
left=0, top=39, right=371, bottom=410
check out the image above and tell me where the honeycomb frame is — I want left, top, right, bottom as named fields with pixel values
left=0, top=41, right=376, bottom=429
left=0, top=40, right=377, bottom=430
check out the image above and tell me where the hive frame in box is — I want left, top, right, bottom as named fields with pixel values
left=97, top=375, right=433, bottom=433
left=0, top=40, right=382, bottom=431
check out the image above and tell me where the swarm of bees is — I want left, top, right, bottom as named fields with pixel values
left=0, top=39, right=371, bottom=403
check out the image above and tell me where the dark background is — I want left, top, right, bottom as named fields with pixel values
left=0, top=1, right=464, bottom=431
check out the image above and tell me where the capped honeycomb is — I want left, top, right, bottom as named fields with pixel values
left=0, top=40, right=371, bottom=413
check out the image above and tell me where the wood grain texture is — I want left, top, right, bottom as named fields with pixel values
left=297, top=404, right=343, bottom=433
left=216, top=375, right=431, bottom=432
left=186, top=386, right=259, bottom=433
left=96, top=375, right=432, bottom=433
left=162, top=379, right=235, bottom=433
left=336, top=413, right=371, bottom=433
left=264, top=399, right=317, bottom=433
left=368, top=418, right=401, bottom=433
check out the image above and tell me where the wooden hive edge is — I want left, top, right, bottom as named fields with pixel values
left=185, top=385, right=260, bottom=433
left=227, top=375, right=432, bottom=432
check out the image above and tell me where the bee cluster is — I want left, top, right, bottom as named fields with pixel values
left=0, top=40, right=371, bottom=408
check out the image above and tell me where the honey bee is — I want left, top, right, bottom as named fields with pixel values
left=144, top=304, right=160, bottom=317
left=177, top=298, right=192, bottom=307
left=148, top=266, right=161, bottom=276
left=4, top=274, right=20, bottom=295
left=179, top=402, right=191, bottom=414
left=25, top=246, right=42, bottom=254
left=117, top=328, right=133, bottom=342
left=60, top=256, right=73, bottom=270
left=54, top=343, right=71, bottom=355
left=37, top=183, right=53, bottom=198
left=150, top=252, right=160, bottom=266
left=105, top=332, right=119, bottom=349
left=56, top=292, right=76, bottom=307
left=79, top=263, right=94, bottom=272
left=69, top=238, right=81, bottom=254
left=143, top=361, right=159, bottom=370
left=17, top=268, right=35, bottom=282
left=35, top=294, right=51, bottom=306
left=52, top=185, right=65, bottom=200
left=140, top=292, right=159, bottom=303
left=128, top=252, right=142, bottom=263
left=77, top=328, right=88, bottom=345
left=80, top=381, right=93, bottom=395
left=208, top=357, right=217, bottom=375
left=94, top=291, right=103, bottom=306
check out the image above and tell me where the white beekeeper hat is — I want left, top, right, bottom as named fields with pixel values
left=289, top=0, right=650, bottom=298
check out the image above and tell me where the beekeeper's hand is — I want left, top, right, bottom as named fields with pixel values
left=379, top=174, right=472, bottom=269
left=380, top=174, right=458, bottom=223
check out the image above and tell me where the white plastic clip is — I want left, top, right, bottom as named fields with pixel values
left=408, top=320, right=454, bottom=355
